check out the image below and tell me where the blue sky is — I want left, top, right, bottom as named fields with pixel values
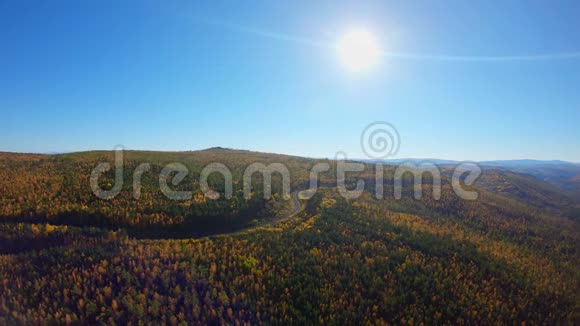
left=1, top=0, right=579, bottom=161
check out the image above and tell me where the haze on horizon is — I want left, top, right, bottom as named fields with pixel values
left=1, top=0, right=579, bottom=161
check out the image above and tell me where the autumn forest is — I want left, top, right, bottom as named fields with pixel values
left=0, top=149, right=578, bottom=324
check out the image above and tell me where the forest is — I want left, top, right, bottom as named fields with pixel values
left=0, top=149, right=578, bottom=324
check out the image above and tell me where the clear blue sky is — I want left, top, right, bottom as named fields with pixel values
left=1, top=0, right=579, bottom=161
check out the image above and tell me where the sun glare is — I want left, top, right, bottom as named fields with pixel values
left=337, top=28, right=382, bottom=73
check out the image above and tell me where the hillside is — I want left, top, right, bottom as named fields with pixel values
left=484, top=163, right=580, bottom=196
left=0, top=149, right=320, bottom=237
left=474, top=169, right=578, bottom=209
left=0, top=149, right=578, bottom=324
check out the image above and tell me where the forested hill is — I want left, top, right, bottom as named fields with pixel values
left=0, top=149, right=578, bottom=323
left=1, top=149, right=577, bottom=223
left=0, top=149, right=318, bottom=237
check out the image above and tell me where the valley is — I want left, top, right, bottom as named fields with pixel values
left=0, top=149, right=578, bottom=324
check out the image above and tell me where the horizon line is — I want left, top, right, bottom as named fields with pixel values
left=1, top=148, right=579, bottom=165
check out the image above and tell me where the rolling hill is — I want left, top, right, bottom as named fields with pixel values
left=0, top=149, right=578, bottom=324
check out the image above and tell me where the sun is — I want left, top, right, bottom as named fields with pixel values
left=337, top=28, right=382, bottom=73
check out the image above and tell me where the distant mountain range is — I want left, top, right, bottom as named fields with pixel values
left=364, top=158, right=580, bottom=167
left=364, top=158, right=580, bottom=197
left=481, top=159, right=580, bottom=167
